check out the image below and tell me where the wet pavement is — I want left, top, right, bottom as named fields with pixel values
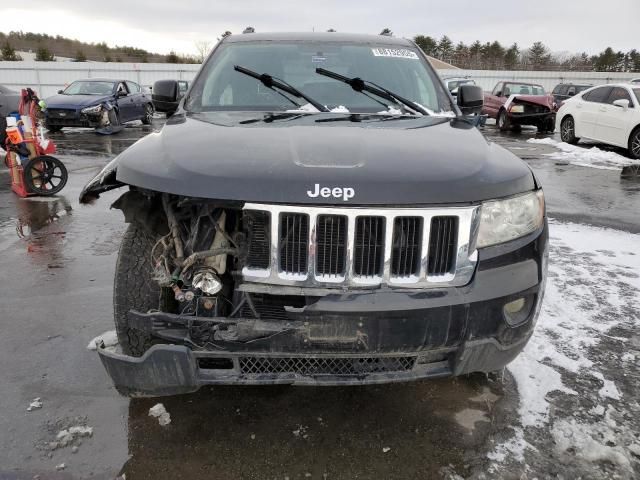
left=0, top=119, right=638, bottom=479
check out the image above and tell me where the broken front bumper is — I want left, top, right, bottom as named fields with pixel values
left=98, top=225, right=548, bottom=397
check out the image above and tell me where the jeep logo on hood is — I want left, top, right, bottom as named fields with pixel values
left=307, top=183, right=355, bottom=201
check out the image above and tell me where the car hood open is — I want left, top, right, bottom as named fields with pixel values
left=80, top=112, right=535, bottom=206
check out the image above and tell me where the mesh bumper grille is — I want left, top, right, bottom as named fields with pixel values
left=239, top=356, right=416, bottom=376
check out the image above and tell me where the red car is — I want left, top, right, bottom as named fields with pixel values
left=483, top=81, right=556, bottom=133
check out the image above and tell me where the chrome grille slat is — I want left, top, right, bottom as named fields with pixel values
left=279, top=213, right=308, bottom=274
left=242, top=204, right=480, bottom=289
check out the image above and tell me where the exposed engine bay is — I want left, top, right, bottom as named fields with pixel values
left=115, top=189, right=314, bottom=349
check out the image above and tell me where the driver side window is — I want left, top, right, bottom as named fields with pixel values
left=492, top=83, right=503, bottom=96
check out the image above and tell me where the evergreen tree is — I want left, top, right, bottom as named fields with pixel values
left=528, top=42, right=551, bottom=70
left=437, top=35, right=454, bottom=62
left=504, top=43, right=520, bottom=69
left=166, top=51, right=180, bottom=63
left=35, top=46, right=55, bottom=61
left=413, top=35, right=438, bottom=56
left=1, top=41, right=21, bottom=61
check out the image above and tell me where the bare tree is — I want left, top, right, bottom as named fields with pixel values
left=195, top=40, right=213, bottom=63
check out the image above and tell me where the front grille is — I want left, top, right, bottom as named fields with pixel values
left=354, top=216, right=384, bottom=277
left=245, top=211, right=270, bottom=269
left=242, top=204, right=477, bottom=288
left=428, top=217, right=458, bottom=275
left=522, top=104, right=550, bottom=114
left=47, top=108, right=76, bottom=118
left=239, top=356, right=416, bottom=376
left=316, top=215, right=347, bottom=276
left=391, top=217, right=422, bottom=277
left=279, top=213, right=309, bottom=274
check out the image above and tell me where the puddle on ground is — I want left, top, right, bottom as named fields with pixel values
left=454, top=408, right=490, bottom=432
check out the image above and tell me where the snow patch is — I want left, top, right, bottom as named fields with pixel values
left=329, top=105, right=349, bottom=113
left=52, top=425, right=93, bottom=449
left=87, top=330, right=118, bottom=350
left=552, top=417, right=633, bottom=473
left=595, top=374, right=622, bottom=400
left=526, top=137, right=639, bottom=170
left=149, top=403, right=171, bottom=426
left=494, top=220, right=640, bottom=471
left=27, top=397, right=43, bottom=412
left=285, top=103, right=320, bottom=113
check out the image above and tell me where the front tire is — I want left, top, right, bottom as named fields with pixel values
left=142, top=104, right=154, bottom=125
left=497, top=109, right=510, bottom=131
left=560, top=116, right=579, bottom=144
left=113, top=224, right=163, bottom=356
left=628, top=127, right=640, bottom=159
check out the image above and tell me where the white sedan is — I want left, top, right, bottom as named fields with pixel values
left=556, top=83, right=640, bottom=159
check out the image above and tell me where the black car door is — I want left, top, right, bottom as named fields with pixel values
left=116, top=82, right=136, bottom=122
left=126, top=81, right=145, bottom=118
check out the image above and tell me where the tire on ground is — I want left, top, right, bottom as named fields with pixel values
left=113, top=223, right=163, bottom=356
left=628, top=126, right=640, bottom=159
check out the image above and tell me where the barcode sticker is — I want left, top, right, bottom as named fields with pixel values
left=371, top=48, right=419, bottom=59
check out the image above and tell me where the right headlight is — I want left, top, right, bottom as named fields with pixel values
left=476, top=190, right=545, bottom=248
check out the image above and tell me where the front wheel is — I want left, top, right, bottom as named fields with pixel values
left=560, top=116, right=579, bottom=144
left=496, top=109, right=510, bottom=131
left=114, top=223, right=165, bottom=356
left=142, top=103, right=154, bottom=125
left=628, top=127, right=640, bottom=159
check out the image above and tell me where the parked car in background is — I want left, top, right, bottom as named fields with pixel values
left=44, top=79, right=154, bottom=134
left=630, top=78, right=640, bottom=85
left=152, top=80, right=189, bottom=117
left=557, top=83, right=640, bottom=159
left=442, top=77, right=476, bottom=101
left=0, top=85, right=21, bottom=149
left=551, top=83, right=592, bottom=105
left=483, top=81, right=555, bottom=133
left=0, top=85, right=20, bottom=118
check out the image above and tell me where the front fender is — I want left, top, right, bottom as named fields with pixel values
left=79, top=156, right=125, bottom=204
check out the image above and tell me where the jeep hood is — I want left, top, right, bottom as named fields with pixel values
left=80, top=112, right=535, bottom=205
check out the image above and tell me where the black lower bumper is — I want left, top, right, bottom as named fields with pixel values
left=99, top=335, right=531, bottom=396
left=99, top=225, right=548, bottom=396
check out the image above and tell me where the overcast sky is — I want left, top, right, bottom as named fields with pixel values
left=1, top=0, right=637, bottom=56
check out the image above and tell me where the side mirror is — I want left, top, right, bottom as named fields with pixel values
left=613, top=99, right=630, bottom=110
left=153, top=80, right=179, bottom=103
left=57, top=89, right=63, bottom=94
left=117, top=90, right=128, bottom=97
left=457, top=85, right=484, bottom=115
left=495, top=91, right=502, bottom=97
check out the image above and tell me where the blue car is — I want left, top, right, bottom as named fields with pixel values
left=45, top=78, right=154, bottom=134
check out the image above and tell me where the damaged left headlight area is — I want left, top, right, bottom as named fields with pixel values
left=112, top=189, right=311, bottom=350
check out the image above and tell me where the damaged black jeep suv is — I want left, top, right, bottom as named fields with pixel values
left=81, top=32, right=547, bottom=397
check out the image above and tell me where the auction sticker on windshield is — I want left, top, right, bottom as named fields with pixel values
left=371, top=48, right=418, bottom=59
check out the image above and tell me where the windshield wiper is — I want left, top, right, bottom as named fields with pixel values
left=315, top=68, right=429, bottom=116
left=234, top=65, right=329, bottom=113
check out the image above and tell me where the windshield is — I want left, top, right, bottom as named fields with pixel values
left=63, top=81, right=115, bottom=95
left=504, top=83, right=546, bottom=96
left=185, top=41, right=453, bottom=114
left=634, top=89, right=640, bottom=104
